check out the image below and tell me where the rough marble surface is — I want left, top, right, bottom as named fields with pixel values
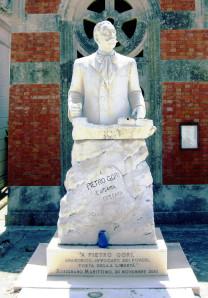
left=58, top=123, right=156, bottom=245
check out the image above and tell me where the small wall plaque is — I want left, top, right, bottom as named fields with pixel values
left=180, top=123, right=199, bottom=149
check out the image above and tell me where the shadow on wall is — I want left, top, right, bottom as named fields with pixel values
left=154, top=184, right=208, bottom=224
left=6, top=186, right=63, bottom=225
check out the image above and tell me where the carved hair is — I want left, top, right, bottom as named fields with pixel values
left=93, top=20, right=115, bottom=43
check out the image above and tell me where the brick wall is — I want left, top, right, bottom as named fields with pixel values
left=161, top=30, right=208, bottom=60
left=11, top=33, right=60, bottom=63
left=161, top=12, right=208, bottom=184
left=9, top=29, right=61, bottom=185
left=8, top=84, right=61, bottom=186
left=25, top=0, right=61, bottom=14
left=162, top=82, right=208, bottom=184
left=160, top=0, right=195, bottom=11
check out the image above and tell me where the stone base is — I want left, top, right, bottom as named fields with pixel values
left=47, top=228, right=167, bottom=276
left=14, top=241, right=199, bottom=296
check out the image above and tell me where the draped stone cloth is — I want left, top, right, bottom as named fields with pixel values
left=95, top=50, right=116, bottom=89
left=68, top=51, right=145, bottom=125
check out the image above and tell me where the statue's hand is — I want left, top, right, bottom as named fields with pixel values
left=132, top=106, right=145, bottom=119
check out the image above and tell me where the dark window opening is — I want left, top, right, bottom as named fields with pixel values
left=115, top=0, right=132, bottom=13
left=107, top=18, right=114, bottom=24
left=141, top=88, right=144, bottom=97
left=83, top=19, right=96, bottom=39
left=135, top=50, right=144, bottom=58
left=87, top=0, right=105, bottom=13
left=77, top=51, right=84, bottom=58
left=122, top=19, right=137, bottom=38
left=116, top=41, right=121, bottom=48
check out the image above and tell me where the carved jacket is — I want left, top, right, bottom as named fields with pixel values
left=68, top=51, right=146, bottom=125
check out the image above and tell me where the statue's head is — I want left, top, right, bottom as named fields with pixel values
left=93, top=20, right=117, bottom=52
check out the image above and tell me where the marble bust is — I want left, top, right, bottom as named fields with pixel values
left=68, top=20, right=146, bottom=125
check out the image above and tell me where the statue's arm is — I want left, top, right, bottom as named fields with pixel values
left=128, top=59, right=146, bottom=119
left=68, top=60, right=84, bottom=121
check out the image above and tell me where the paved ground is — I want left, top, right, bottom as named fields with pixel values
left=0, top=205, right=208, bottom=297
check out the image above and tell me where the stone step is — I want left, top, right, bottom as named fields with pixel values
left=14, top=242, right=199, bottom=296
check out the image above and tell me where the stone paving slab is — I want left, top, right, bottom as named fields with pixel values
left=18, top=288, right=196, bottom=298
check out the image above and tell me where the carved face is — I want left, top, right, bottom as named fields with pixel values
left=95, top=23, right=117, bottom=52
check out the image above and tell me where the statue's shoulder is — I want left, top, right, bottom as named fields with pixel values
left=114, top=52, right=135, bottom=66
left=74, top=53, right=96, bottom=66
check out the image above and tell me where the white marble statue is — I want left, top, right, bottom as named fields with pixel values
left=58, top=21, right=157, bottom=245
left=68, top=20, right=146, bottom=125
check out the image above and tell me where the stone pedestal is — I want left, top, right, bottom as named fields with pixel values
left=47, top=229, right=167, bottom=276
left=58, top=119, right=157, bottom=245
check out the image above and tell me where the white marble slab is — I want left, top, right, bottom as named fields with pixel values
left=72, top=118, right=156, bottom=140
left=18, top=288, right=196, bottom=298
left=14, top=243, right=199, bottom=295
left=47, top=229, right=167, bottom=276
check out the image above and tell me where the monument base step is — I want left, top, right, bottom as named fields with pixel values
left=14, top=242, right=199, bottom=296
left=47, top=228, right=167, bottom=276
left=18, top=288, right=196, bottom=298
